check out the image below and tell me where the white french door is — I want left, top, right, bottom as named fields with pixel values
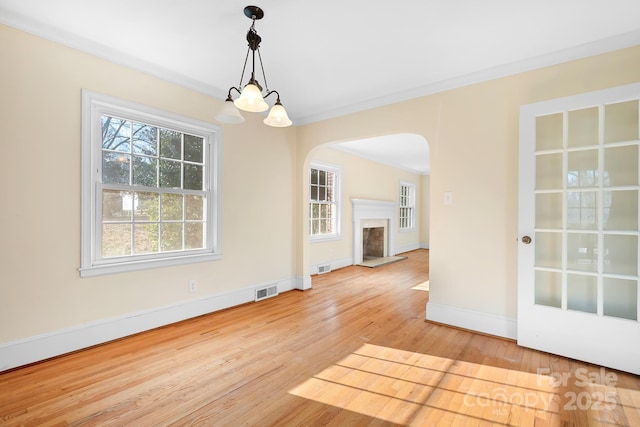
left=518, top=83, right=640, bottom=375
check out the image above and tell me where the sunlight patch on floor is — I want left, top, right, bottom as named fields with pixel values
left=288, top=343, right=640, bottom=425
left=411, top=280, right=429, bottom=291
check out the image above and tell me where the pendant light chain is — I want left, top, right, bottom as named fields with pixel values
left=257, top=48, right=270, bottom=93
left=238, top=47, right=250, bottom=89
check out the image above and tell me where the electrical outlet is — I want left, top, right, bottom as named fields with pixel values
left=189, top=279, right=197, bottom=293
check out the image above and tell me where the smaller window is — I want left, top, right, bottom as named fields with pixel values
left=399, top=182, right=416, bottom=230
left=309, top=161, right=341, bottom=240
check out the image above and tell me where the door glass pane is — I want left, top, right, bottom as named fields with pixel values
left=532, top=99, right=639, bottom=322
left=536, top=113, right=563, bottom=151
left=567, top=233, right=598, bottom=272
left=605, top=100, right=639, bottom=143
left=604, top=190, right=638, bottom=231
left=536, top=153, right=563, bottom=190
left=603, top=278, right=638, bottom=320
left=604, top=235, right=638, bottom=275
left=604, top=145, right=639, bottom=187
left=568, top=107, right=599, bottom=148
left=535, top=232, right=562, bottom=268
left=568, top=149, right=599, bottom=187
left=536, top=193, right=562, bottom=229
left=535, top=271, right=561, bottom=308
left=567, top=274, right=597, bottom=313
left=567, top=191, right=597, bottom=230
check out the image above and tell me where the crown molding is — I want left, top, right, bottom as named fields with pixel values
left=295, top=29, right=640, bottom=125
left=0, top=7, right=227, bottom=101
left=2, top=7, right=639, bottom=127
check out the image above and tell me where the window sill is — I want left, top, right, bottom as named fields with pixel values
left=398, top=227, right=416, bottom=233
left=310, top=234, right=342, bottom=243
left=80, top=252, right=223, bottom=277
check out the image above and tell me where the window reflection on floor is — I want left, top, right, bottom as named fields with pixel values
left=289, top=343, right=639, bottom=426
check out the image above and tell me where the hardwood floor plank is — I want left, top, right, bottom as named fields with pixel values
left=1, top=249, right=638, bottom=426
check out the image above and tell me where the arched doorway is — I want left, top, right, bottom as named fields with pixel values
left=299, top=133, right=430, bottom=288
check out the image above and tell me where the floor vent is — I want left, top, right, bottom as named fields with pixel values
left=255, top=285, right=278, bottom=302
left=318, top=264, right=332, bottom=274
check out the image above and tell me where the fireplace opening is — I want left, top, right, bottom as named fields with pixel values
left=362, top=226, right=385, bottom=260
left=352, top=200, right=395, bottom=265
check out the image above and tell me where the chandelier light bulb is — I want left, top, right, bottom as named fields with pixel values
left=264, top=101, right=292, bottom=127
left=234, top=83, right=269, bottom=112
left=214, top=98, right=245, bottom=124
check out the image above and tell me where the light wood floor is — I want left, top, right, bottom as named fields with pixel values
left=1, top=249, right=639, bottom=426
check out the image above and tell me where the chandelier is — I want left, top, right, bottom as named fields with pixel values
left=214, top=5, right=292, bottom=127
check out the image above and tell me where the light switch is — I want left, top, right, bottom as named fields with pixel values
left=444, top=191, right=453, bottom=205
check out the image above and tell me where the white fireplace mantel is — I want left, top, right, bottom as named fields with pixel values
left=352, top=199, right=397, bottom=264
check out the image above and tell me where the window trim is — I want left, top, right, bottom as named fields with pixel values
left=80, top=90, right=223, bottom=277
left=399, top=181, right=416, bottom=231
left=309, top=160, right=342, bottom=242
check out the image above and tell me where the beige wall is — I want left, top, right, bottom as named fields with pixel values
left=297, top=45, right=640, bottom=321
left=0, top=24, right=297, bottom=343
left=307, top=145, right=425, bottom=269
left=2, top=20, right=640, bottom=359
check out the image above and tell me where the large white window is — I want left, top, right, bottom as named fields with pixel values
left=309, top=161, right=341, bottom=240
left=80, top=91, right=222, bottom=277
left=399, top=181, right=416, bottom=230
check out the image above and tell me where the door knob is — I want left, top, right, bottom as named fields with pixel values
left=522, top=235, right=532, bottom=244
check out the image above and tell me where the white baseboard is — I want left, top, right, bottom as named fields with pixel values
left=295, top=275, right=312, bottom=290
left=394, top=243, right=421, bottom=254
left=310, top=257, right=352, bottom=275
left=309, top=246, right=427, bottom=275
left=426, top=302, right=517, bottom=340
left=420, top=242, right=430, bottom=249
left=0, top=277, right=297, bottom=372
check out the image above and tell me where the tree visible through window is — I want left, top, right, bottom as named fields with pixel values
left=81, top=91, right=222, bottom=277
left=101, top=116, right=207, bottom=256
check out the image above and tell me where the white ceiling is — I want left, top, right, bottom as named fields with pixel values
left=2, top=0, right=640, bottom=174
left=331, top=134, right=430, bottom=175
